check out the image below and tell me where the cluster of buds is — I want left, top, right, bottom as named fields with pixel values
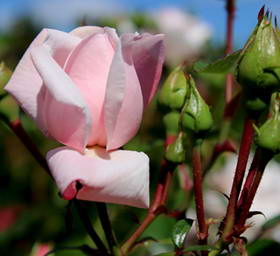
left=158, top=66, right=213, bottom=163
left=235, top=8, right=280, bottom=153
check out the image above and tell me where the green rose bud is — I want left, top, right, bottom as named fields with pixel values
left=181, top=75, right=213, bottom=133
left=158, top=66, right=188, bottom=110
left=237, top=9, right=280, bottom=98
left=255, top=92, right=280, bottom=152
left=165, top=132, right=186, bottom=163
left=163, top=111, right=181, bottom=135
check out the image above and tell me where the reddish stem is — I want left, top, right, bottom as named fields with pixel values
left=192, top=143, right=208, bottom=249
left=236, top=163, right=257, bottom=210
left=121, top=137, right=176, bottom=254
left=6, top=119, right=52, bottom=178
left=224, top=0, right=236, bottom=104
left=222, top=117, right=255, bottom=239
left=225, top=0, right=235, bottom=55
left=160, top=166, right=173, bottom=206
left=234, top=148, right=272, bottom=235
left=225, top=75, right=234, bottom=105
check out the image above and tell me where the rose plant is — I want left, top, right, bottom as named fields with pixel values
left=5, top=26, right=164, bottom=208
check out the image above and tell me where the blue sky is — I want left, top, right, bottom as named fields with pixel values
left=0, top=0, right=279, bottom=48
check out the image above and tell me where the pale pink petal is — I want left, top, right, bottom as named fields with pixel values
left=104, top=36, right=144, bottom=150
left=30, top=45, right=92, bottom=152
left=70, top=26, right=104, bottom=39
left=47, top=146, right=150, bottom=208
left=64, top=28, right=117, bottom=146
left=127, top=33, right=165, bottom=106
left=4, top=29, right=81, bottom=132
left=43, top=29, right=81, bottom=67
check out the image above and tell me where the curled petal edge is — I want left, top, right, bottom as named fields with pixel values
left=46, top=146, right=150, bottom=208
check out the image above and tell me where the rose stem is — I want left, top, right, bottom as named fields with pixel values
left=234, top=148, right=273, bottom=235
left=216, top=0, right=237, bottom=149
left=0, top=114, right=52, bottom=178
left=224, top=0, right=235, bottom=104
left=222, top=117, right=255, bottom=239
left=168, top=140, right=236, bottom=221
left=121, top=160, right=176, bottom=254
left=121, top=135, right=177, bottom=254
left=192, top=141, right=208, bottom=254
left=96, top=202, right=117, bottom=254
left=214, top=0, right=238, bottom=168
left=74, top=200, right=108, bottom=254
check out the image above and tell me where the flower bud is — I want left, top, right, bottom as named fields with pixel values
left=181, top=75, right=213, bottom=133
left=163, top=111, right=180, bottom=135
left=165, top=132, right=186, bottom=163
left=255, top=92, right=280, bottom=152
left=237, top=10, right=280, bottom=97
left=158, top=66, right=188, bottom=110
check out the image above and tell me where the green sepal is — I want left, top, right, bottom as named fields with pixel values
left=194, top=50, right=241, bottom=74
left=165, top=132, right=186, bottom=163
left=158, top=66, right=188, bottom=110
left=181, top=75, right=213, bottom=133
left=163, top=111, right=180, bottom=135
left=245, top=97, right=267, bottom=112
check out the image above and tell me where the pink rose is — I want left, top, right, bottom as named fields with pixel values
left=5, top=26, right=164, bottom=208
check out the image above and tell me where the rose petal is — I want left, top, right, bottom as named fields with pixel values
left=43, top=29, right=81, bottom=67
left=47, top=146, right=150, bottom=208
left=64, top=28, right=117, bottom=146
left=70, top=26, right=104, bottom=39
left=126, top=33, right=165, bottom=106
left=4, top=29, right=81, bottom=132
left=31, top=45, right=92, bottom=152
left=104, top=36, right=144, bottom=150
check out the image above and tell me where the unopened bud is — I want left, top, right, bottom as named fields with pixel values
left=163, top=111, right=180, bottom=135
left=158, top=66, right=188, bottom=110
left=181, top=75, right=213, bottom=133
left=165, top=132, right=186, bottom=163
left=255, top=92, right=280, bottom=152
left=237, top=9, right=280, bottom=98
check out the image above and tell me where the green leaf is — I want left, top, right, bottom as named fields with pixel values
left=153, top=252, right=174, bottom=256
left=183, top=245, right=218, bottom=252
left=190, top=61, right=209, bottom=73
left=196, top=50, right=242, bottom=74
left=171, top=218, right=193, bottom=248
left=247, top=239, right=280, bottom=256
left=261, top=214, right=280, bottom=231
